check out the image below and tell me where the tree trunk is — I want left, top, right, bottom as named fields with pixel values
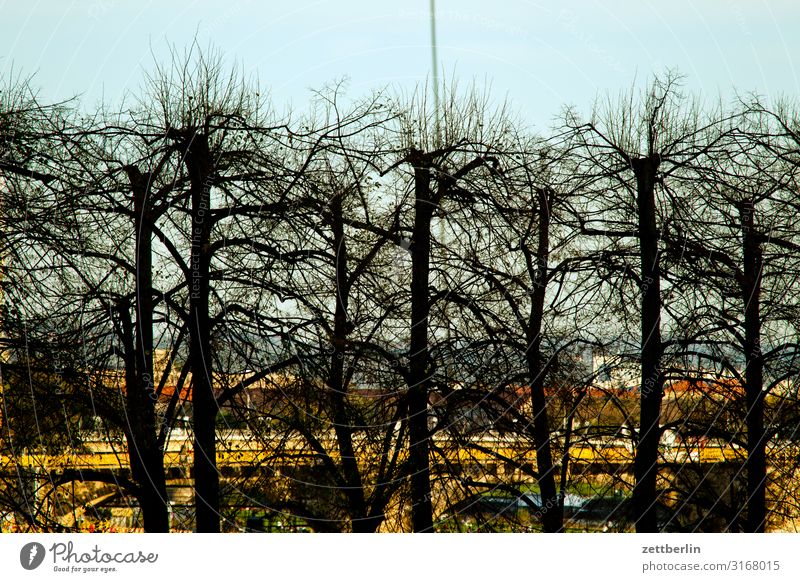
left=526, top=187, right=562, bottom=532
left=408, top=160, right=434, bottom=532
left=118, top=297, right=169, bottom=533
left=327, top=194, right=373, bottom=532
left=185, top=135, right=220, bottom=533
left=741, top=199, right=766, bottom=532
left=132, top=171, right=169, bottom=532
left=632, top=155, right=665, bottom=533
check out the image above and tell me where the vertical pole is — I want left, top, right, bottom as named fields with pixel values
left=429, top=0, right=441, bottom=145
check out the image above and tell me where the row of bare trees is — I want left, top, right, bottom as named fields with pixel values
left=3, top=52, right=800, bottom=532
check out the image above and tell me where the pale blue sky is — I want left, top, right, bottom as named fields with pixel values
left=2, top=0, right=799, bottom=126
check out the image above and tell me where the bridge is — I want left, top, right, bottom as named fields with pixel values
left=2, top=429, right=742, bottom=472
left=0, top=430, right=745, bottom=530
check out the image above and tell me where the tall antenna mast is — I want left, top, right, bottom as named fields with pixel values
left=429, top=0, right=441, bottom=145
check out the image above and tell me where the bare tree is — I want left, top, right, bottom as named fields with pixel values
left=662, top=100, right=800, bottom=531
left=562, top=73, right=734, bottom=531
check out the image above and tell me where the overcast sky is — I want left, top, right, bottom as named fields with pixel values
left=2, top=0, right=799, bottom=127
